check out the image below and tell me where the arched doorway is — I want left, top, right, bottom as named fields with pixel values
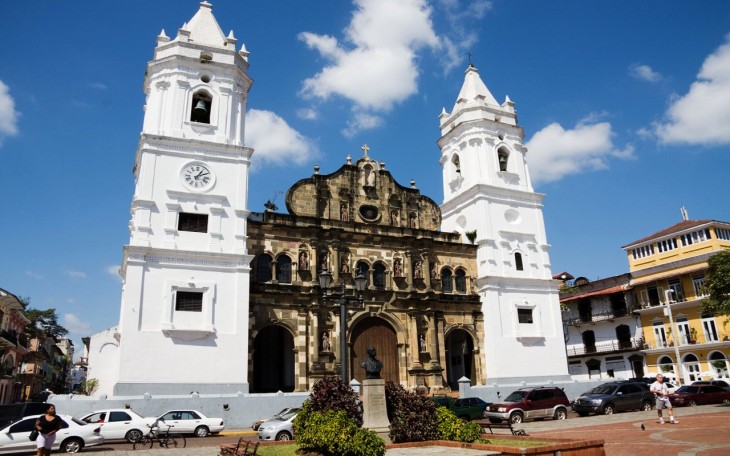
left=683, top=353, right=700, bottom=383
left=253, top=325, right=294, bottom=393
left=351, top=317, right=399, bottom=385
left=445, top=329, right=474, bottom=390
left=708, top=351, right=729, bottom=379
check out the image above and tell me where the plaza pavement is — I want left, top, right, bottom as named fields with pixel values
left=82, top=403, right=730, bottom=455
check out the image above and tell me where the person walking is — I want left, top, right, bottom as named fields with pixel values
left=35, top=404, right=62, bottom=456
left=650, top=373, right=678, bottom=424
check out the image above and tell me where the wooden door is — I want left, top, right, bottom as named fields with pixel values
left=351, top=317, right=399, bottom=385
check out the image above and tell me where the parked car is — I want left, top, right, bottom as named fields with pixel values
left=483, top=387, right=570, bottom=424
left=80, top=408, right=156, bottom=443
left=692, top=380, right=730, bottom=392
left=430, top=396, right=490, bottom=420
left=251, top=407, right=300, bottom=431
left=157, top=410, right=224, bottom=437
left=571, top=381, right=654, bottom=416
left=668, top=385, right=730, bottom=406
left=0, top=413, right=104, bottom=454
left=257, top=409, right=298, bottom=441
left=0, top=403, right=53, bottom=429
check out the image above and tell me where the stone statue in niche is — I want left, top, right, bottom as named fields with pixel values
left=413, top=259, right=423, bottom=279
left=340, top=254, right=350, bottom=274
left=360, top=346, right=383, bottom=379
left=321, top=332, right=331, bottom=352
left=390, top=210, right=398, bottom=226
left=393, top=258, right=403, bottom=277
left=409, top=213, right=417, bottom=228
left=299, top=251, right=309, bottom=271
left=430, top=262, right=438, bottom=280
left=419, top=333, right=427, bottom=353
left=363, top=166, right=375, bottom=187
left=319, top=251, right=328, bottom=272
left=340, top=202, right=349, bottom=221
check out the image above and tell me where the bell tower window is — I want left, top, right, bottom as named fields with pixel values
left=515, top=252, right=524, bottom=271
left=498, top=148, right=509, bottom=172
left=191, top=91, right=212, bottom=124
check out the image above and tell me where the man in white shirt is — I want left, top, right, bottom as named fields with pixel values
left=650, top=373, right=678, bottom=424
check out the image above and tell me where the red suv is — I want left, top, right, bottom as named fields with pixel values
left=483, top=387, right=570, bottom=424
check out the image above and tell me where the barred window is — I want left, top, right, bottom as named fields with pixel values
left=276, top=255, right=292, bottom=284
left=455, top=269, right=467, bottom=293
left=373, top=263, right=386, bottom=289
left=518, top=308, right=533, bottom=324
left=441, top=269, right=453, bottom=293
left=256, top=254, right=273, bottom=282
left=176, top=291, right=203, bottom=312
left=178, top=212, right=208, bottom=233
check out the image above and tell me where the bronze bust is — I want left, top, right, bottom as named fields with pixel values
left=360, top=346, right=383, bottom=379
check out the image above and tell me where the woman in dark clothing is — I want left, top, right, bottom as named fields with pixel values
left=35, top=404, right=62, bottom=456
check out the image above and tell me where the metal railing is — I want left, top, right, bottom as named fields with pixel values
left=566, top=337, right=642, bottom=356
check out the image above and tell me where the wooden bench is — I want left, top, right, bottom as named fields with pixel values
left=473, top=419, right=528, bottom=436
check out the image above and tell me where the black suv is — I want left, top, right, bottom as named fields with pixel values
left=572, top=381, right=654, bottom=416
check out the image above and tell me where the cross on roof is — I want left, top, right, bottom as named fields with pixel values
left=361, top=144, right=370, bottom=158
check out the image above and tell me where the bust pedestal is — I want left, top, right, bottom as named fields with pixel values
left=361, top=378, right=391, bottom=443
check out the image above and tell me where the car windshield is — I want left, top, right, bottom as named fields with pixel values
left=675, top=386, right=699, bottom=394
left=71, top=417, right=87, bottom=426
left=503, top=391, right=528, bottom=402
left=589, top=385, right=618, bottom=395
left=280, top=410, right=298, bottom=420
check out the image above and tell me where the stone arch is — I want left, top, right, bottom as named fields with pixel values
left=444, top=328, right=475, bottom=390
left=252, top=324, right=295, bottom=393
left=496, top=145, right=510, bottom=172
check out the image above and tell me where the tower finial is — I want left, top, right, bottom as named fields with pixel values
left=680, top=206, right=689, bottom=221
left=466, top=50, right=473, bottom=66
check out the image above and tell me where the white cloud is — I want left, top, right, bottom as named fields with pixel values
left=343, top=110, right=382, bottom=137
left=63, top=314, right=91, bottom=335
left=299, top=0, right=439, bottom=133
left=526, top=118, right=634, bottom=185
left=245, top=109, right=318, bottom=166
left=436, top=0, right=492, bottom=73
left=0, top=80, right=19, bottom=145
left=90, top=82, right=108, bottom=90
left=25, top=270, right=43, bottom=280
left=654, top=35, right=730, bottom=145
left=297, top=108, right=319, bottom=121
left=106, top=265, right=122, bottom=281
left=64, top=269, right=87, bottom=280
left=629, top=64, right=662, bottom=83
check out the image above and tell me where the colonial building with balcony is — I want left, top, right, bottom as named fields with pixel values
left=0, top=287, right=31, bottom=404
left=624, top=215, right=730, bottom=384
left=559, top=274, right=646, bottom=380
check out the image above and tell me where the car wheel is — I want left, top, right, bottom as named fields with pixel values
left=126, top=429, right=144, bottom=443
left=194, top=425, right=210, bottom=438
left=488, top=418, right=502, bottom=424
left=577, top=412, right=589, bottom=417
left=276, top=431, right=292, bottom=441
left=554, top=408, right=567, bottom=420
left=641, top=401, right=652, bottom=412
left=509, top=412, right=523, bottom=424
left=689, top=400, right=698, bottom=406
left=723, top=398, right=730, bottom=404
left=603, top=404, right=615, bottom=415
left=60, top=438, right=84, bottom=453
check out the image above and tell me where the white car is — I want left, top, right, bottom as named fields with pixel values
left=0, top=413, right=104, bottom=454
left=157, top=410, right=224, bottom=437
left=80, top=408, right=156, bottom=443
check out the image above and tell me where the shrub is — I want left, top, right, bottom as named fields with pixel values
left=295, top=409, right=384, bottom=456
left=435, top=407, right=482, bottom=443
left=384, top=381, right=438, bottom=443
left=305, top=376, right=363, bottom=426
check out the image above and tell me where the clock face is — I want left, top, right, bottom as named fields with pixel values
left=182, top=163, right=215, bottom=191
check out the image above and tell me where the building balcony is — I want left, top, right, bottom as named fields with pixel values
left=566, top=337, right=643, bottom=357
left=563, top=305, right=636, bottom=327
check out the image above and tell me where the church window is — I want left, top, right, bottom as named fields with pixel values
left=276, top=255, right=292, bottom=284
left=356, top=262, right=370, bottom=288
left=175, top=291, right=203, bottom=312
left=497, top=148, right=509, bottom=172
left=441, top=269, right=453, bottom=293
left=517, top=308, right=533, bottom=324
left=515, top=252, right=524, bottom=271
left=256, top=254, right=273, bottom=282
left=373, top=263, right=386, bottom=289
left=455, top=269, right=467, bottom=293
left=451, top=154, right=461, bottom=177
left=191, top=91, right=212, bottom=124
left=178, top=212, right=208, bottom=233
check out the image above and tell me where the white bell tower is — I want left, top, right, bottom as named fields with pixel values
left=439, top=64, right=570, bottom=383
left=113, top=1, right=254, bottom=395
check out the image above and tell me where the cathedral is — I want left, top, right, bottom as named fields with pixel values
left=88, top=2, right=569, bottom=396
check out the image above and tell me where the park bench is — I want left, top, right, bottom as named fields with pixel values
left=473, top=419, right=528, bottom=436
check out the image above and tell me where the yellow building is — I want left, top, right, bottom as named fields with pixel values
left=624, top=216, right=730, bottom=385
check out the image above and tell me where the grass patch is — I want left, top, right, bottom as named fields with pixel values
left=257, top=444, right=299, bottom=456
left=479, top=438, right=552, bottom=447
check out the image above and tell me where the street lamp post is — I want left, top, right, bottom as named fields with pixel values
left=664, top=289, right=684, bottom=385
left=319, top=267, right=367, bottom=383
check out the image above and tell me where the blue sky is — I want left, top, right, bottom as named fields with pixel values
left=2, top=1, right=729, bottom=356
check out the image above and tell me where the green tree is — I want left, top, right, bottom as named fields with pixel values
left=79, top=378, right=99, bottom=396
left=23, top=306, right=68, bottom=339
left=701, top=250, right=730, bottom=317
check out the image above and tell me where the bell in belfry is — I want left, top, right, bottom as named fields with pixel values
left=193, top=99, right=208, bottom=116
